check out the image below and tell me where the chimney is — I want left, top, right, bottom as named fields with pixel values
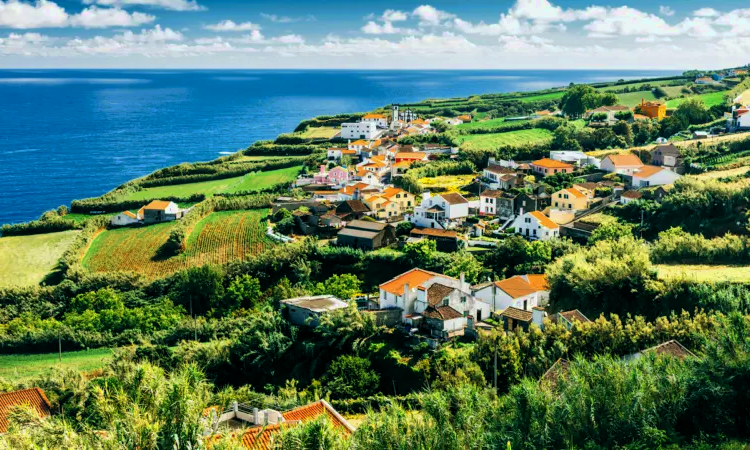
left=253, top=407, right=259, bottom=424
left=532, top=307, right=547, bottom=329
left=460, top=272, right=466, bottom=290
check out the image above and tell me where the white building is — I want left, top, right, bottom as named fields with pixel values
left=361, top=113, right=388, bottom=128
left=549, top=151, right=600, bottom=168
left=111, top=210, right=139, bottom=226
left=631, top=165, right=681, bottom=188
left=620, top=190, right=643, bottom=204
left=407, top=192, right=469, bottom=230
left=600, top=154, right=644, bottom=175
left=472, top=274, right=549, bottom=312
left=511, top=211, right=560, bottom=241
left=341, top=122, right=378, bottom=140
left=379, top=268, right=492, bottom=332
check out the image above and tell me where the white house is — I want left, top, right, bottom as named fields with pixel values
left=620, top=190, right=643, bottom=204
left=631, top=165, right=681, bottom=188
left=600, top=154, right=644, bottom=175
left=327, top=147, right=357, bottom=161
left=479, top=189, right=515, bottom=218
left=472, top=274, right=549, bottom=313
left=408, top=192, right=469, bottom=230
left=511, top=211, right=560, bottom=240
left=549, top=151, right=600, bottom=168
left=482, top=165, right=518, bottom=190
left=361, top=113, right=388, bottom=128
left=379, top=268, right=492, bottom=333
left=341, top=122, right=378, bottom=140
left=111, top=210, right=139, bottom=226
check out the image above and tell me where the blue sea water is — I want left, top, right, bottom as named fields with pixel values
left=0, top=69, right=678, bottom=225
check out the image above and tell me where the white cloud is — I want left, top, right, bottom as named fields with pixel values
left=0, top=0, right=69, bottom=29
left=693, top=8, right=720, bottom=18
left=274, top=34, right=304, bottom=44
left=382, top=9, right=407, bottom=22
left=714, top=9, right=750, bottom=36
left=412, top=5, right=454, bottom=26
left=70, top=6, right=154, bottom=28
left=117, top=24, right=182, bottom=42
left=260, top=13, right=315, bottom=23
left=0, top=0, right=153, bottom=29
left=361, top=20, right=417, bottom=35
left=635, top=35, right=672, bottom=43
left=204, top=20, right=260, bottom=32
left=82, top=0, right=204, bottom=12
left=659, top=6, right=675, bottom=17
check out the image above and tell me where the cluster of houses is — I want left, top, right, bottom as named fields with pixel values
left=110, top=200, right=187, bottom=227
left=726, top=104, right=750, bottom=131
left=339, top=104, right=468, bottom=141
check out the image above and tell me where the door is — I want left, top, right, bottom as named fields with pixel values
left=477, top=310, right=482, bottom=322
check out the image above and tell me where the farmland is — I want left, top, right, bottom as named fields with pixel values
left=598, top=79, right=688, bottom=92
left=618, top=91, right=659, bottom=107
left=0, top=348, right=113, bottom=381
left=0, top=230, right=80, bottom=288
left=120, top=165, right=302, bottom=201
left=82, top=210, right=273, bottom=278
left=667, top=92, right=729, bottom=108
left=456, top=118, right=530, bottom=131
left=418, top=174, right=477, bottom=195
left=656, top=264, right=750, bottom=283
left=299, top=126, right=339, bottom=139
left=459, top=129, right=553, bottom=151
left=516, top=91, right=566, bottom=103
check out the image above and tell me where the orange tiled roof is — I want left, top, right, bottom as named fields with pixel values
left=395, top=152, right=427, bottom=160
left=495, top=276, right=539, bottom=299
left=0, top=388, right=52, bottom=433
left=531, top=158, right=573, bottom=169
left=144, top=200, right=173, bottom=211
left=393, top=160, right=415, bottom=168
left=380, top=268, right=438, bottom=296
left=382, top=187, right=407, bottom=199
left=605, top=154, right=643, bottom=167
left=530, top=211, right=559, bottom=229
left=561, top=188, right=586, bottom=199
left=341, top=149, right=357, bottom=155
left=633, top=165, right=665, bottom=178
left=524, top=274, right=549, bottom=291
left=363, top=113, right=386, bottom=119
left=350, top=139, right=368, bottom=146
left=122, top=210, right=138, bottom=219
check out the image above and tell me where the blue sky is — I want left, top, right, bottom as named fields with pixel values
left=0, top=0, right=748, bottom=68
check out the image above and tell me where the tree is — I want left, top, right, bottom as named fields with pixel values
left=588, top=221, right=635, bottom=244
left=445, top=251, right=484, bottom=284
left=396, top=221, right=414, bottom=237
left=560, top=85, right=620, bottom=118
left=170, top=265, right=225, bottom=316
left=225, top=275, right=263, bottom=311
left=324, top=355, right=380, bottom=399
left=56, top=205, right=69, bottom=216
left=612, top=120, right=634, bottom=146
left=485, top=236, right=551, bottom=277
left=615, top=110, right=634, bottom=121
left=404, top=239, right=437, bottom=267
left=591, top=112, right=609, bottom=122
left=315, top=274, right=362, bottom=300
left=315, top=303, right=382, bottom=351
left=674, top=97, right=713, bottom=125
left=552, top=124, right=583, bottom=151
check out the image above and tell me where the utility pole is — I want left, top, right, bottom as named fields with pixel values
left=640, top=210, right=645, bottom=238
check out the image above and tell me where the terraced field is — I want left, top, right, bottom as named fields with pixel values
left=82, top=210, right=273, bottom=278
left=120, top=165, right=302, bottom=201
left=459, top=129, right=553, bottom=150
left=300, top=126, right=339, bottom=139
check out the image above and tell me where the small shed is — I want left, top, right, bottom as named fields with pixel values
left=142, top=200, right=180, bottom=223
left=280, top=295, right=349, bottom=327
left=111, top=210, right=140, bottom=226
left=337, top=220, right=396, bottom=250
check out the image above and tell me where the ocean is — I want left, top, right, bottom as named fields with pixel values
left=0, top=69, right=678, bottom=225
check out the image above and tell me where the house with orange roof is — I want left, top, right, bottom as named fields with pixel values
left=600, top=154, right=644, bottom=175
left=327, top=147, right=358, bottom=161
left=394, top=151, right=429, bottom=164
left=511, top=210, right=560, bottom=241
left=378, top=268, right=491, bottom=332
left=530, top=158, right=574, bottom=177
left=0, top=388, right=52, bottom=433
left=381, top=187, right=415, bottom=211
left=552, top=187, right=589, bottom=211
left=357, top=170, right=383, bottom=187
left=457, top=114, right=472, bottom=122
left=472, top=274, right=550, bottom=312
left=729, top=108, right=750, bottom=130
left=142, top=200, right=180, bottom=223
left=363, top=195, right=401, bottom=219
left=631, top=165, right=681, bottom=188
left=361, top=113, right=388, bottom=128
left=390, top=160, right=416, bottom=177
left=205, top=399, right=354, bottom=449
left=111, top=210, right=140, bottom=226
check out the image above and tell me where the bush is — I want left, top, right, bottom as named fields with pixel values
left=324, top=355, right=380, bottom=399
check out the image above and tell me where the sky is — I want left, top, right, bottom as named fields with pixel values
left=0, top=0, right=749, bottom=69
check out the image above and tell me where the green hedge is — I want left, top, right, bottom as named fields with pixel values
left=71, top=194, right=205, bottom=214
left=138, top=159, right=303, bottom=188
left=58, top=216, right=110, bottom=277
left=244, top=144, right=323, bottom=156
left=1, top=216, right=80, bottom=236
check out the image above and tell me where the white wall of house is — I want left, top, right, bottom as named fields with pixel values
left=473, top=285, right=541, bottom=312
left=111, top=213, right=139, bottom=226
left=341, top=122, right=377, bottom=140
left=511, top=212, right=559, bottom=241
left=632, top=170, right=680, bottom=187
left=480, top=196, right=497, bottom=215
left=362, top=117, right=388, bottom=128
left=600, top=159, right=642, bottom=175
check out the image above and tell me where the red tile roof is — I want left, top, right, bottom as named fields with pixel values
left=532, top=158, right=574, bottom=169
left=380, top=268, right=439, bottom=296
left=604, top=154, right=643, bottom=167
left=0, top=388, right=52, bottom=433
left=633, top=165, right=666, bottom=179
left=530, top=211, right=559, bottom=230
left=494, top=275, right=547, bottom=299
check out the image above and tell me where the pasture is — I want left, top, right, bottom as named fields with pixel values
left=418, top=174, right=477, bottom=195
left=618, top=91, right=659, bottom=107
left=667, top=92, right=728, bottom=108
left=516, top=91, right=566, bottom=103
left=120, top=165, right=302, bottom=201
left=459, top=129, right=553, bottom=150
left=0, top=230, right=80, bottom=288
left=0, top=348, right=113, bottom=381
left=655, top=264, right=750, bottom=283
left=299, top=126, right=339, bottom=139
left=456, top=117, right=511, bottom=131
left=82, top=210, right=273, bottom=278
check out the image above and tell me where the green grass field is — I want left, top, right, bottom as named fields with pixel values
left=598, top=79, right=688, bottom=92
left=64, top=212, right=118, bottom=224
left=667, top=92, right=729, bottom=108
left=0, top=348, right=113, bottom=381
left=0, top=231, right=80, bottom=288
left=239, top=155, right=306, bottom=162
left=456, top=117, right=511, bottom=130
left=82, top=210, right=273, bottom=279
left=516, top=91, right=566, bottom=103
left=459, top=129, right=553, bottom=150
left=618, top=91, right=659, bottom=107
left=299, top=126, right=339, bottom=139
left=120, top=165, right=301, bottom=201
left=655, top=264, right=750, bottom=283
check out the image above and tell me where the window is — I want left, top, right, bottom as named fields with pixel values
left=461, top=296, right=466, bottom=303
left=463, top=311, right=469, bottom=317
left=568, top=204, right=572, bottom=208
left=564, top=194, right=569, bottom=199
left=443, top=298, right=449, bottom=306
left=555, top=202, right=558, bottom=207
left=533, top=229, right=537, bottom=236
